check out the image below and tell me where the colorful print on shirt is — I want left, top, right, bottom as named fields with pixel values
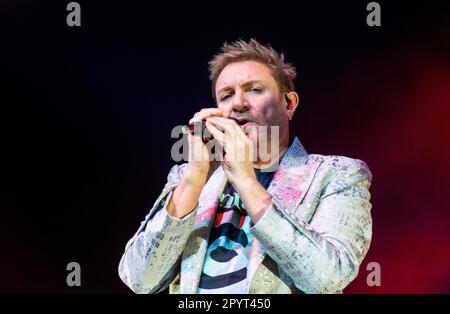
left=197, top=169, right=275, bottom=294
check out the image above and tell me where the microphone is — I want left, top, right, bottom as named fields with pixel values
left=182, top=120, right=218, bottom=143
left=182, top=118, right=237, bottom=142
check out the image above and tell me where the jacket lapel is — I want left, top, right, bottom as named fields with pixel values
left=267, top=137, right=322, bottom=210
left=248, top=137, right=324, bottom=292
left=179, top=166, right=227, bottom=294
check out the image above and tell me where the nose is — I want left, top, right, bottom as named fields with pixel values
left=230, top=89, right=249, bottom=114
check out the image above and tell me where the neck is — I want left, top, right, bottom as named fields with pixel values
left=253, top=134, right=290, bottom=170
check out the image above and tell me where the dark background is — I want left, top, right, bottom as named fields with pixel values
left=1, top=1, right=449, bottom=293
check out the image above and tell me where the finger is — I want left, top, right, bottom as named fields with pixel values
left=200, top=108, right=223, bottom=115
left=205, top=121, right=225, bottom=147
left=189, top=117, right=203, bottom=125
left=187, top=132, right=205, bottom=144
left=189, top=109, right=224, bottom=125
left=189, top=113, right=206, bottom=125
left=207, top=117, right=240, bottom=134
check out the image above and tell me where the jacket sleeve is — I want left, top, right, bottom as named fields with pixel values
left=249, top=158, right=373, bottom=293
left=118, top=163, right=197, bottom=294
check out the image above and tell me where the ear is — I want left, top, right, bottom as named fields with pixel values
left=285, top=91, right=300, bottom=120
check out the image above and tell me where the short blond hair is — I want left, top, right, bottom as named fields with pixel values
left=208, top=39, right=296, bottom=100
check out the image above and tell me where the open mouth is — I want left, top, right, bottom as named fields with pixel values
left=231, top=117, right=254, bottom=127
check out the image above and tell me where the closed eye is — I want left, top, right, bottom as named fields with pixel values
left=250, top=87, right=263, bottom=93
left=220, top=94, right=232, bottom=101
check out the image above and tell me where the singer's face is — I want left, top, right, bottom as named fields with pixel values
left=215, top=60, right=290, bottom=148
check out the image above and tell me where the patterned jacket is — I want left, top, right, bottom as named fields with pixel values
left=118, top=137, right=373, bottom=294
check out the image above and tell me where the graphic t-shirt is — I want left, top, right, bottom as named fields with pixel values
left=197, top=169, right=275, bottom=294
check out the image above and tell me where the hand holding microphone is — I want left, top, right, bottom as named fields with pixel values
left=166, top=108, right=225, bottom=219
left=183, top=109, right=225, bottom=143
left=182, top=108, right=225, bottom=176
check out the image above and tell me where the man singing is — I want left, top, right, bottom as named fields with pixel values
left=118, top=39, right=373, bottom=294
